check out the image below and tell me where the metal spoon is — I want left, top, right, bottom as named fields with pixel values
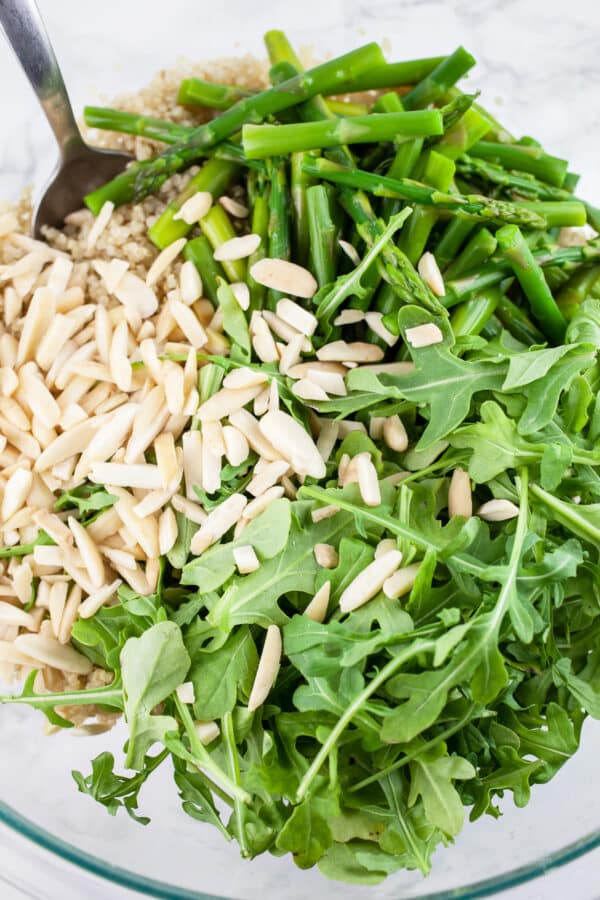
left=0, top=0, right=131, bottom=237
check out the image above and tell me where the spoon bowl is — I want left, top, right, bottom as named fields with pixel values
left=32, top=144, right=132, bottom=237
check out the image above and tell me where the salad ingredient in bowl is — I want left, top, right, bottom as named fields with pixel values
left=1, top=28, right=600, bottom=886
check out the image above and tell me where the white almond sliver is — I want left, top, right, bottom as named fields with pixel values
left=190, top=492, right=247, bottom=555
left=182, top=431, right=203, bottom=500
left=448, top=468, right=472, bottom=518
left=233, top=544, right=260, bottom=574
left=158, top=507, right=178, bottom=555
left=339, top=550, right=402, bottom=613
left=250, top=258, right=317, bottom=299
left=230, top=281, right=250, bottom=311
left=109, top=320, right=132, bottom=392
left=196, top=721, right=220, bottom=744
left=246, top=459, right=289, bottom=498
left=173, top=191, right=213, bottom=225
left=307, top=368, right=347, bottom=396
left=0, top=601, right=35, bottom=630
left=276, top=298, right=318, bottom=337
left=78, top=579, right=122, bottom=620
left=171, top=494, right=207, bottom=525
left=278, top=332, right=305, bottom=376
left=89, top=462, right=163, bottom=490
left=68, top=516, right=105, bottom=589
left=316, top=419, right=339, bottom=463
left=259, top=410, right=325, bottom=479
left=17, top=287, right=55, bottom=366
left=155, top=432, right=178, bottom=489
left=146, top=238, right=187, bottom=288
left=213, top=233, right=261, bottom=262
left=229, top=409, right=281, bottom=461
left=113, top=271, right=158, bottom=319
left=375, top=538, right=397, bottom=559
left=338, top=239, right=361, bottom=266
left=244, top=486, right=284, bottom=522
left=176, top=681, right=195, bottom=704
left=317, top=340, right=384, bottom=363
left=251, top=316, right=279, bottom=364
left=179, top=260, right=203, bottom=304
left=477, top=499, right=520, bottom=522
left=219, top=196, right=249, bottom=218
left=223, top=368, right=268, bottom=390
left=383, top=562, right=421, bottom=600
left=86, top=201, right=114, bottom=249
left=383, top=415, right=409, bottom=453
left=356, top=453, right=381, bottom=507
left=334, top=308, right=366, bottom=327
left=365, top=311, right=397, bottom=347
left=304, top=581, right=330, bottom=623
left=291, top=379, right=329, bottom=402
left=314, top=543, right=339, bottom=569
left=170, top=299, right=208, bottom=349
left=418, top=251, right=445, bottom=296
left=247, top=625, right=281, bottom=711
left=14, top=632, right=93, bottom=674
left=222, top=425, right=250, bottom=467
left=1, top=467, right=32, bottom=521
left=197, top=384, right=263, bottom=421
left=405, top=322, right=444, bottom=349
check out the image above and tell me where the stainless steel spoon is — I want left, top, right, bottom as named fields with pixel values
left=0, top=0, right=131, bottom=237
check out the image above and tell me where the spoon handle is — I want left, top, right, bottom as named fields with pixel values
left=0, top=0, right=85, bottom=159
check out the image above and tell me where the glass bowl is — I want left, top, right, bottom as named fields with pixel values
left=1, top=1, right=600, bottom=897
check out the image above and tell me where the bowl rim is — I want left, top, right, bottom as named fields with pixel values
left=2, top=799, right=600, bottom=899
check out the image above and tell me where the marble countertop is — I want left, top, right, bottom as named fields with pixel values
left=1, top=1, right=600, bottom=899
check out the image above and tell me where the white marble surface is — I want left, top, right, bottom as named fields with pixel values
left=2, top=2, right=600, bottom=899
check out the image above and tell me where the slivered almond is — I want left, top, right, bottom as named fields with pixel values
left=263, top=310, right=311, bottom=350
left=246, top=460, right=289, bottom=498
left=79, top=579, right=122, bottom=619
left=338, top=239, right=361, bottom=266
left=229, top=409, right=281, bottom=460
left=100, top=545, right=138, bottom=571
left=162, top=361, right=185, bottom=415
left=405, top=322, right=443, bottom=348
left=87, top=201, right=114, bottom=249
left=352, top=361, right=415, bottom=376
left=19, top=364, right=61, bottom=429
left=190, top=492, right=247, bottom=555
left=109, top=320, right=132, bottom=391
left=247, top=625, right=281, bottom=711
left=89, top=462, right=163, bottom=490
left=197, top=384, right=263, bottom=421
left=173, top=191, right=213, bottom=224
left=176, top=682, right=195, bottom=704
left=49, top=582, right=68, bottom=637
left=340, top=550, right=402, bottom=613
left=259, top=410, right=325, bottom=479
left=158, top=507, right=178, bottom=555
left=418, top=251, right=445, bottom=296
left=182, top=431, right=203, bottom=499
left=292, top=379, right=328, bottom=402
left=356, top=454, right=381, bottom=507
left=222, top=425, right=250, bottom=467
left=307, top=368, right=347, bottom=396
left=68, top=516, right=105, bottom=588
left=251, top=316, right=280, bottom=363
left=223, top=368, right=268, bottom=390
left=219, top=196, right=249, bottom=218
left=317, top=341, right=384, bottom=363
left=170, top=299, right=208, bottom=349
left=365, top=311, right=397, bottom=347
left=314, top=543, right=339, bottom=569
left=477, top=499, right=520, bottom=522
left=383, top=562, right=421, bottom=599
left=146, top=238, right=187, bottom=287
left=448, top=468, right=472, bottom=518
left=171, top=494, right=207, bottom=525
left=17, top=287, right=55, bottom=366
left=279, top=332, right=306, bottom=376
left=196, top=721, right=220, bottom=744
left=57, top=584, right=82, bottom=644
left=154, top=432, right=178, bottom=489
left=14, top=632, right=93, bottom=674
left=316, top=419, right=339, bottom=462
left=244, top=486, right=284, bottom=522
left=34, top=417, right=98, bottom=471
left=201, top=433, right=222, bottom=494
left=0, top=600, right=35, bottom=630
left=180, top=260, right=203, bottom=304
left=334, top=308, right=366, bottom=327
left=375, top=539, right=397, bottom=559
left=304, top=581, right=330, bottom=623
left=1, top=468, right=33, bottom=521
left=230, top=281, right=250, bottom=311
left=214, top=233, right=260, bottom=261
left=125, top=386, right=170, bottom=463
left=111, top=487, right=160, bottom=559
left=233, top=545, right=260, bottom=574
left=35, top=315, right=79, bottom=371
left=32, top=510, right=73, bottom=547
left=383, top=415, right=409, bottom=452
left=311, top=505, right=339, bottom=523
left=276, top=298, right=318, bottom=337
left=250, top=258, right=317, bottom=298
left=74, top=403, right=138, bottom=480
left=0, top=367, right=18, bottom=397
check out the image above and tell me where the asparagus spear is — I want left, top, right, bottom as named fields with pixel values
left=443, top=227, right=498, bottom=280
left=307, top=185, right=337, bottom=288
left=556, top=265, right=600, bottom=320
left=84, top=106, right=192, bottom=144
left=397, top=150, right=456, bottom=264
left=290, top=152, right=315, bottom=268
left=148, top=158, right=239, bottom=249
left=85, top=42, right=385, bottom=213
left=267, top=157, right=292, bottom=306
left=469, top=141, right=568, bottom=187
left=183, top=236, right=225, bottom=305
left=375, top=91, right=424, bottom=220
left=495, top=295, right=545, bottom=345
left=496, top=224, right=567, bottom=343
left=248, top=190, right=269, bottom=311
left=178, top=77, right=253, bottom=109
left=200, top=204, right=247, bottom=284
left=435, top=218, right=478, bottom=269
left=450, top=286, right=503, bottom=336
left=401, top=47, right=475, bottom=109
left=456, top=156, right=574, bottom=201
left=301, top=157, right=555, bottom=228
left=242, top=110, right=444, bottom=159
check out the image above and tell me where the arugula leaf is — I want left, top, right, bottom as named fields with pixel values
left=54, top=483, right=117, bottom=517
left=167, top=512, right=197, bottom=569
left=72, top=750, right=167, bottom=824
left=121, top=622, right=190, bottom=769
left=276, top=798, right=334, bottom=868
left=408, top=748, right=475, bottom=837
left=173, top=755, right=231, bottom=839
left=188, top=627, right=258, bottom=719
left=216, top=280, right=251, bottom=363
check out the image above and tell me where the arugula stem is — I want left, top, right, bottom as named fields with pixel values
left=222, top=711, right=249, bottom=857
left=0, top=680, right=124, bottom=710
left=490, top=468, right=530, bottom=632
left=174, top=695, right=251, bottom=804
left=295, top=639, right=435, bottom=802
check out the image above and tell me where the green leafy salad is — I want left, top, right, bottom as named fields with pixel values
left=3, top=30, right=600, bottom=886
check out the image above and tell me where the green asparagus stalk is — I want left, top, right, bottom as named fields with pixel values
left=450, top=286, right=503, bottom=336
left=435, top=108, right=493, bottom=160
left=177, top=77, right=253, bottom=109
left=456, top=156, right=571, bottom=201
left=248, top=192, right=270, bottom=311
left=290, top=152, right=316, bottom=267
left=242, top=110, right=443, bottom=159
left=401, top=47, right=475, bottom=110
left=267, top=157, right=292, bottom=306
left=495, top=295, right=545, bottom=345
left=301, top=157, right=553, bottom=228
left=84, top=106, right=192, bottom=144
left=183, top=236, right=225, bottom=305
left=496, top=224, right=567, bottom=343
left=443, top=227, right=498, bottom=280
left=514, top=201, right=586, bottom=228
left=85, top=42, right=385, bottom=213
left=556, top=264, right=600, bottom=320
left=397, top=150, right=456, bottom=263
left=469, top=141, right=568, bottom=188
left=435, top=218, right=477, bottom=269
left=200, top=204, right=247, bottom=283
left=306, top=184, right=337, bottom=288
left=148, top=158, right=239, bottom=249
left=375, top=91, right=424, bottom=219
